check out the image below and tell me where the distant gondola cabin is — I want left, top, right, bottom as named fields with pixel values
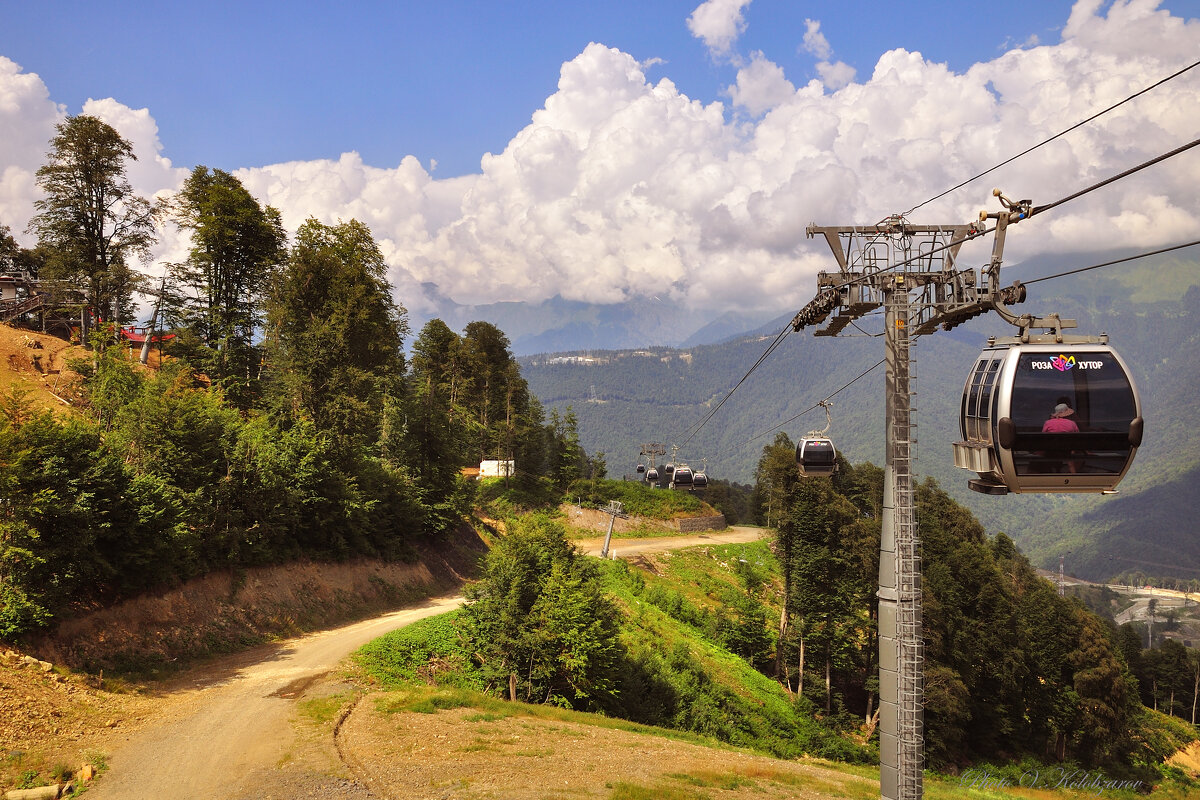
left=797, top=438, right=837, bottom=477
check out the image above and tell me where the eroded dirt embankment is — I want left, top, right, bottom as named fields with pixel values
left=26, top=526, right=487, bottom=673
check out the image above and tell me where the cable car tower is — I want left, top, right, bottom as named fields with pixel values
left=641, top=442, right=667, bottom=485
left=791, top=192, right=1034, bottom=800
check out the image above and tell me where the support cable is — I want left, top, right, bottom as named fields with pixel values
left=905, top=57, right=1200, bottom=216
left=1023, top=239, right=1200, bottom=285
left=743, top=358, right=886, bottom=447
left=676, top=318, right=793, bottom=447
left=1032, top=136, right=1200, bottom=217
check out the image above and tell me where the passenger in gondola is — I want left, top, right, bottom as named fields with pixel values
left=1042, top=400, right=1079, bottom=473
left=1042, top=401, right=1078, bottom=433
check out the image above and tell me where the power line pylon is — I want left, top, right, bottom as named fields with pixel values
left=792, top=195, right=1028, bottom=800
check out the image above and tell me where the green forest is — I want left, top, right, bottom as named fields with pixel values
left=0, top=115, right=595, bottom=638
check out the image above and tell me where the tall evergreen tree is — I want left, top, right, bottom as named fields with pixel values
left=392, top=319, right=470, bottom=506
left=460, top=321, right=544, bottom=479
left=27, top=115, right=155, bottom=328
left=546, top=406, right=585, bottom=489
left=264, top=218, right=407, bottom=448
left=168, top=166, right=286, bottom=407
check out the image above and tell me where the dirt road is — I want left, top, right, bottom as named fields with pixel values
left=88, top=595, right=463, bottom=800
left=573, top=524, right=768, bottom=557
left=87, top=529, right=769, bottom=799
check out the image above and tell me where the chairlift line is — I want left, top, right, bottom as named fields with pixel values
left=676, top=318, right=794, bottom=448
left=666, top=136, right=1196, bottom=489
left=670, top=463, right=694, bottom=489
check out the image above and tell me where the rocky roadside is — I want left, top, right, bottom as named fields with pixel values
left=0, top=648, right=146, bottom=794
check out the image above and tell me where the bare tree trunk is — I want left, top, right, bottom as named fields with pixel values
left=797, top=633, right=805, bottom=698
left=1153, top=679, right=1158, bottom=712
left=775, top=606, right=788, bottom=682
left=1170, top=688, right=1175, bottom=718
left=825, top=657, right=832, bottom=717
left=865, top=691, right=874, bottom=729
left=863, top=706, right=881, bottom=739
left=1192, top=660, right=1199, bottom=725
left=508, top=672, right=517, bottom=702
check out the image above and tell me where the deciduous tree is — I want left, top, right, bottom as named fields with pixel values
left=461, top=516, right=621, bottom=709
left=265, top=218, right=407, bottom=448
left=28, top=115, right=155, bottom=328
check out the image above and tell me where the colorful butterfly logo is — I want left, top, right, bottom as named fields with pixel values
left=1051, top=355, right=1076, bottom=371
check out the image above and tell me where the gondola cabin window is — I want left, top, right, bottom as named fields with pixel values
left=1008, top=351, right=1137, bottom=477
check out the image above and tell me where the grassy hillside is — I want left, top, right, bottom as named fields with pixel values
left=357, top=536, right=869, bottom=763
left=353, top=524, right=1199, bottom=797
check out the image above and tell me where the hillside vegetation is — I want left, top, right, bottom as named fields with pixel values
left=0, top=121, right=604, bottom=643
left=523, top=253, right=1200, bottom=584
left=357, top=470, right=1198, bottom=790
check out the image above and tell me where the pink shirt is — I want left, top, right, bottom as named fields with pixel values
left=1042, top=417, right=1079, bottom=433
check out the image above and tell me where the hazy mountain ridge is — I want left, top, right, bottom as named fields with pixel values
left=521, top=253, right=1200, bottom=582
left=410, top=293, right=788, bottom=356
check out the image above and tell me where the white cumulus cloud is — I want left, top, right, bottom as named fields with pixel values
left=1, top=0, right=1198, bottom=322
left=687, top=0, right=753, bottom=58
left=728, top=51, right=796, bottom=115
left=802, top=19, right=833, bottom=60
left=801, top=18, right=857, bottom=90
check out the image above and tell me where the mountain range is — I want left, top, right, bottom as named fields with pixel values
left=517, top=249, right=1200, bottom=583
left=408, top=289, right=770, bottom=357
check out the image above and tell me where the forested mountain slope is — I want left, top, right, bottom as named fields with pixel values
left=523, top=253, right=1200, bottom=581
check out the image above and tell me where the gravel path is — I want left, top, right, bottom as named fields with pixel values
left=84, top=529, right=771, bottom=799
left=88, top=596, right=463, bottom=800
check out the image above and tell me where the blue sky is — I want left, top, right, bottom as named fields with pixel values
left=2, top=0, right=1172, bottom=177
left=1, top=0, right=1198, bottom=318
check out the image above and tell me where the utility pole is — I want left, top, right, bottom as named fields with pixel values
left=792, top=193, right=1029, bottom=800
left=599, top=500, right=629, bottom=559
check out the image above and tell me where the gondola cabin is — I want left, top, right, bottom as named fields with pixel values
left=796, top=438, right=838, bottom=477
left=672, top=465, right=694, bottom=489
left=636, top=462, right=646, bottom=474
left=692, top=470, right=708, bottom=489
left=954, top=338, right=1142, bottom=494
left=646, top=467, right=660, bottom=483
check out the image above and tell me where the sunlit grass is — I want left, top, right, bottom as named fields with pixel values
left=297, top=692, right=349, bottom=724
left=374, top=684, right=728, bottom=749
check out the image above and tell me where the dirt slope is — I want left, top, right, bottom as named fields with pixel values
left=86, top=597, right=464, bottom=800
left=0, top=323, right=87, bottom=412
left=339, top=699, right=877, bottom=800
